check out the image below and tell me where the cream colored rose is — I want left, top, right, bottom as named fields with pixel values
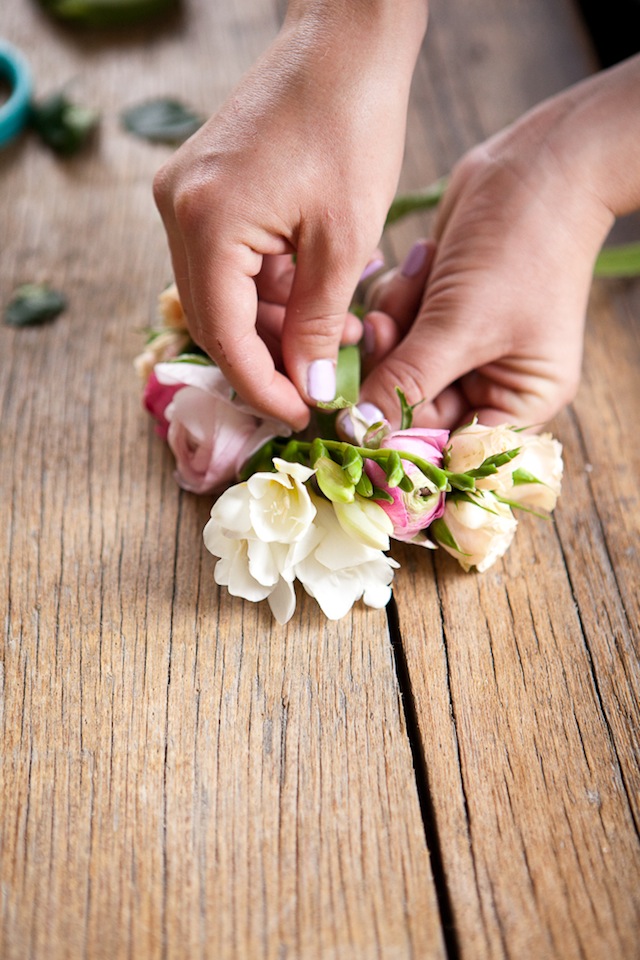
left=446, top=422, right=521, bottom=496
left=508, top=435, right=563, bottom=511
left=437, top=492, right=517, bottom=572
left=447, top=422, right=563, bottom=511
left=134, top=329, right=191, bottom=382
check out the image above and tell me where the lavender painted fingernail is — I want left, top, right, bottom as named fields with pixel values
left=401, top=241, right=428, bottom=278
left=356, top=402, right=385, bottom=424
left=359, top=258, right=385, bottom=282
left=336, top=402, right=386, bottom=443
left=307, top=358, right=336, bottom=402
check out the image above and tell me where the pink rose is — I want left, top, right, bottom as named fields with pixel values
left=154, top=362, right=290, bottom=494
left=366, top=427, right=449, bottom=543
left=143, top=369, right=182, bottom=439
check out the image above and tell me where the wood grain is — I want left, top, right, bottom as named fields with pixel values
left=0, top=2, right=443, bottom=957
left=2, top=0, right=639, bottom=958
left=391, top=2, right=640, bottom=958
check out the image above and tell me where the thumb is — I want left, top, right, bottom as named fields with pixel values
left=355, top=317, right=480, bottom=431
left=281, top=238, right=366, bottom=406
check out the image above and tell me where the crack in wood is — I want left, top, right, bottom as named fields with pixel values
left=386, top=596, right=460, bottom=960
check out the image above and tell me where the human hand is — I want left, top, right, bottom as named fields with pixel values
left=153, top=1, right=427, bottom=430
left=351, top=55, right=640, bottom=431
left=254, top=253, right=367, bottom=369
left=356, top=124, right=614, bottom=430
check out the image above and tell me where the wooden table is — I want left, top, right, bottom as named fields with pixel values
left=1, top=1, right=638, bottom=957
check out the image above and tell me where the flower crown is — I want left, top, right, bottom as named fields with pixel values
left=135, top=283, right=562, bottom=623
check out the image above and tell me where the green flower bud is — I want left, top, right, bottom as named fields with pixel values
left=315, top=456, right=356, bottom=504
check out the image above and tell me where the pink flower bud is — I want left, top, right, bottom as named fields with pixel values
left=365, top=427, right=449, bottom=542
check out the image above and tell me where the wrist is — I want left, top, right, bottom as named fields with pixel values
left=543, top=55, right=640, bottom=219
left=283, top=0, right=428, bottom=68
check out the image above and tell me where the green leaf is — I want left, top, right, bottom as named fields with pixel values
left=385, top=176, right=449, bottom=226
left=335, top=345, right=360, bottom=406
left=316, top=395, right=353, bottom=411
left=594, top=242, right=640, bottom=278
left=398, top=475, right=414, bottom=493
left=39, top=0, right=176, bottom=27
left=482, top=447, right=520, bottom=469
left=167, top=352, right=214, bottom=366
left=372, top=486, right=394, bottom=504
left=429, top=518, right=465, bottom=554
left=385, top=450, right=405, bottom=488
left=355, top=471, right=374, bottom=498
left=512, top=468, right=541, bottom=486
left=494, top=495, right=548, bottom=519
left=121, top=98, right=203, bottom=144
left=310, top=438, right=329, bottom=465
left=341, top=446, right=363, bottom=484
left=30, top=92, right=99, bottom=155
left=395, top=387, right=425, bottom=431
left=5, top=284, right=67, bottom=327
left=446, top=472, right=476, bottom=492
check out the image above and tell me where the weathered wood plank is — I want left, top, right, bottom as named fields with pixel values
left=392, top=1, right=640, bottom=957
left=0, top=2, right=445, bottom=957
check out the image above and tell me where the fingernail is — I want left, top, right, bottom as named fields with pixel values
left=357, top=401, right=385, bottom=423
left=307, top=358, right=336, bottom=402
left=359, top=258, right=385, bottom=282
left=401, top=240, right=428, bottom=278
left=363, top=319, right=376, bottom=356
left=336, top=402, right=385, bottom=443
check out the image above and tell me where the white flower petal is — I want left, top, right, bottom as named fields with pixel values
left=268, top=577, right=297, bottom=624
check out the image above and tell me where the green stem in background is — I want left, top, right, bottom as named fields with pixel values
left=38, top=0, right=176, bottom=26
left=385, top=177, right=449, bottom=227
left=593, top=242, right=640, bottom=278
left=387, top=179, right=640, bottom=277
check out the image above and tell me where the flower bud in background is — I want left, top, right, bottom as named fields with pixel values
left=365, top=427, right=449, bottom=542
left=157, top=282, right=188, bottom=331
left=134, top=328, right=191, bottom=383
left=434, top=492, right=518, bottom=572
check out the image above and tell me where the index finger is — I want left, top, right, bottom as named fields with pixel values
left=186, top=241, right=310, bottom=431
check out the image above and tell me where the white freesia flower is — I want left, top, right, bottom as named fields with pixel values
left=295, top=498, right=398, bottom=620
left=203, top=459, right=318, bottom=624
left=437, top=491, right=518, bottom=572
left=333, top=495, right=393, bottom=550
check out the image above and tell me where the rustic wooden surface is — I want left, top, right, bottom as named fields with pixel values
left=1, top=1, right=638, bottom=959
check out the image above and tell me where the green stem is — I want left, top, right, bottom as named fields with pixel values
left=385, top=176, right=448, bottom=227
left=293, top=439, right=449, bottom=491
left=594, top=242, right=640, bottom=278
left=387, top=180, right=640, bottom=279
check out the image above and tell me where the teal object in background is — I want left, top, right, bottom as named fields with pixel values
left=0, top=40, right=33, bottom=147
